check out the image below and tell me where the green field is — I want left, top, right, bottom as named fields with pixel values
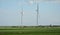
left=0, top=27, right=60, bottom=35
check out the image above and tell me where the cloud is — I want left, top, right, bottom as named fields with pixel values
left=29, top=0, right=34, bottom=5
left=27, top=0, right=60, bottom=6
left=26, top=0, right=40, bottom=6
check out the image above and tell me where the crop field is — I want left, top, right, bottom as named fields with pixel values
left=0, top=27, right=60, bottom=35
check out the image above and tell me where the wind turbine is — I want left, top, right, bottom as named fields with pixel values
left=27, top=0, right=60, bottom=26
left=36, top=3, right=39, bottom=26
left=20, top=0, right=24, bottom=27
left=21, top=8, right=23, bottom=27
left=28, top=0, right=40, bottom=26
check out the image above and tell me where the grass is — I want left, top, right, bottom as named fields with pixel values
left=0, top=27, right=60, bottom=35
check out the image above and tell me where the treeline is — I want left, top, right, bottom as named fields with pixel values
left=11, top=25, right=60, bottom=28
left=0, top=25, right=60, bottom=28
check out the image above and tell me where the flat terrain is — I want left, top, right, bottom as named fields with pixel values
left=0, top=27, right=60, bottom=35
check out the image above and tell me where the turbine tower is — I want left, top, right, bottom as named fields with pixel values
left=21, top=0, right=24, bottom=27
left=21, top=8, right=23, bottom=27
left=36, top=3, right=39, bottom=26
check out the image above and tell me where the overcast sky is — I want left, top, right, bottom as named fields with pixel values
left=0, top=0, right=60, bottom=26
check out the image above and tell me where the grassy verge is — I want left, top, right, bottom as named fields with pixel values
left=0, top=27, right=60, bottom=35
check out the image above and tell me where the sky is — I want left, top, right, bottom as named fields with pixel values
left=0, top=0, right=60, bottom=26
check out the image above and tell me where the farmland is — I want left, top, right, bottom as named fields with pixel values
left=0, top=26, right=60, bottom=35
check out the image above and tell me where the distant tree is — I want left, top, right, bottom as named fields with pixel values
left=50, top=24, right=52, bottom=27
left=12, top=26, right=16, bottom=28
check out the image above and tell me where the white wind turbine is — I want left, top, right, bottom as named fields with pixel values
left=27, top=0, right=60, bottom=26
left=20, top=0, right=24, bottom=27
left=28, top=0, right=40, bottom=26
